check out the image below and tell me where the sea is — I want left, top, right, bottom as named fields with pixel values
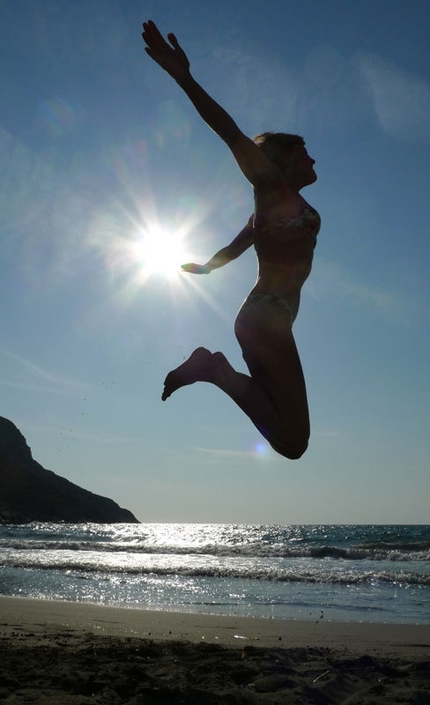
left=0, top=523, right=429, bottom=625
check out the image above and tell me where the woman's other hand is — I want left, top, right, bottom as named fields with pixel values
left=181, top=262, right=210, bottom=274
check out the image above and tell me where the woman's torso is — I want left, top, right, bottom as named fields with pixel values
left=251, top=191, right=321, bottom=316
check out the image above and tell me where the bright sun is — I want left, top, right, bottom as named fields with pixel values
left=134, top=226, right=187, bottom=280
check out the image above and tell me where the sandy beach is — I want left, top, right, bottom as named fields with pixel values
left=1, top=596, right=429, bottom=704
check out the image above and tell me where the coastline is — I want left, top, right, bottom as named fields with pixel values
left=1, top=595, right=430, bottom=655
left=1, top=596, right=430, bottom=703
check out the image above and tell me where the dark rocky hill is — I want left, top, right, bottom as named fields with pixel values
left=0, top=416, right=139, bottom=524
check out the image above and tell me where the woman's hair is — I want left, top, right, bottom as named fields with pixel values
left=254, top=132, right=305, bottom=170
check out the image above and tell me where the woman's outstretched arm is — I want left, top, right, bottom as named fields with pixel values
left=142, top=21, right=277, bottom=186
left=182, top=216, right=254, bottom=274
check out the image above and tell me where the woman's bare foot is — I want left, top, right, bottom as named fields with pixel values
left=162, top=347, right=217, bottom=400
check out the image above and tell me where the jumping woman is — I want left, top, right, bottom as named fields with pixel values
left=142, top=21, right=320, bottom=459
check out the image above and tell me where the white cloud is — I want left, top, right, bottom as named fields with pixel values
left=0, top=126, right=95, bottom=279
left=308, top=259, right=413, bottom=324
left=210, top=46, right=299, bottom=134
left=23, top=422, right=142, bottom=445
left=194, top=446, right=276, bottom=461
left=357, top=52, right=430, bottom=141
left=313, top=429, right=341, bottom=439
left=0, top=347, right=90, bottom=397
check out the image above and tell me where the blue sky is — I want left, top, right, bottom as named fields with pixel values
left=1, top=0, right=429, bottom=523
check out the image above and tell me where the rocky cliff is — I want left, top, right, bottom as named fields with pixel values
left=0, top=416, right=139, bottom=524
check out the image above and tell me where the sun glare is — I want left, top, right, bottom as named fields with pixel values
left=134, top=226, right=187, bottom=279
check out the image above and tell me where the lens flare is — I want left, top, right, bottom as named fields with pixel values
left=255, top=442, right=268, bottom=455
left=133, top=226, right=188, bottom=279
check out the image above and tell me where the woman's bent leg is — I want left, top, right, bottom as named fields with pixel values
left=233, top=302, right=310, bottom=458
left=161, top=304, right=310, bottom=459
left=162, top=347, right=273, bottom=421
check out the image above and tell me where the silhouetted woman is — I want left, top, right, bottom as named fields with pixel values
left=142, top=21, right=320, bottom=459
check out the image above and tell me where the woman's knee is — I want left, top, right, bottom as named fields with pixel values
left=270, top=437, right=308, bottom=460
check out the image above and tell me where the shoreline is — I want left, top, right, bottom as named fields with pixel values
left=1, top=596, right=430, bottom=704
left=1, top=595, right=429, bottom=655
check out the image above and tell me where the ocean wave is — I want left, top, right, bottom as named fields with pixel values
left=1, top=524, right=429, bottom=625
left=1, top=556, right=429, bottom=588
left=2, top=539, right=429, bottom=563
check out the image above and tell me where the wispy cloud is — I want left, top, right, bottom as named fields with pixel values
left=0, top=380, right=84, bottom=398
left=193, top=446, right=276, bottom=461
left=0, top=126, right=96, bottom=280
left=22, top=421, right=142, bottom=445
left=211, top=45, right=298, bottom=133
left=313, top=429, right=342, bottom=439
left=0, top=347, right=90, bottom=397
left=308, top=259, right=414, bottom=324
left=357, top=52, right=430, bottom=141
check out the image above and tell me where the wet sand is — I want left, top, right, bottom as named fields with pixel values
left=1, top=596, right=429, bottom=703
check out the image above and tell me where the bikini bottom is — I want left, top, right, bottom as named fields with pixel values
left=241, top=293, right=294, bottom=325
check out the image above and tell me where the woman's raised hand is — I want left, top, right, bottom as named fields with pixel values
left=181, top=263, right=210, bottom=274
left=142, top=20, right=190, bottom=79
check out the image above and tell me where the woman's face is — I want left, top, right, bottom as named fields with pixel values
left=286, top=145, right=317, bottom=188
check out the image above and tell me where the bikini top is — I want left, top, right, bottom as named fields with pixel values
left=256, top=201, right=321, bottom=248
